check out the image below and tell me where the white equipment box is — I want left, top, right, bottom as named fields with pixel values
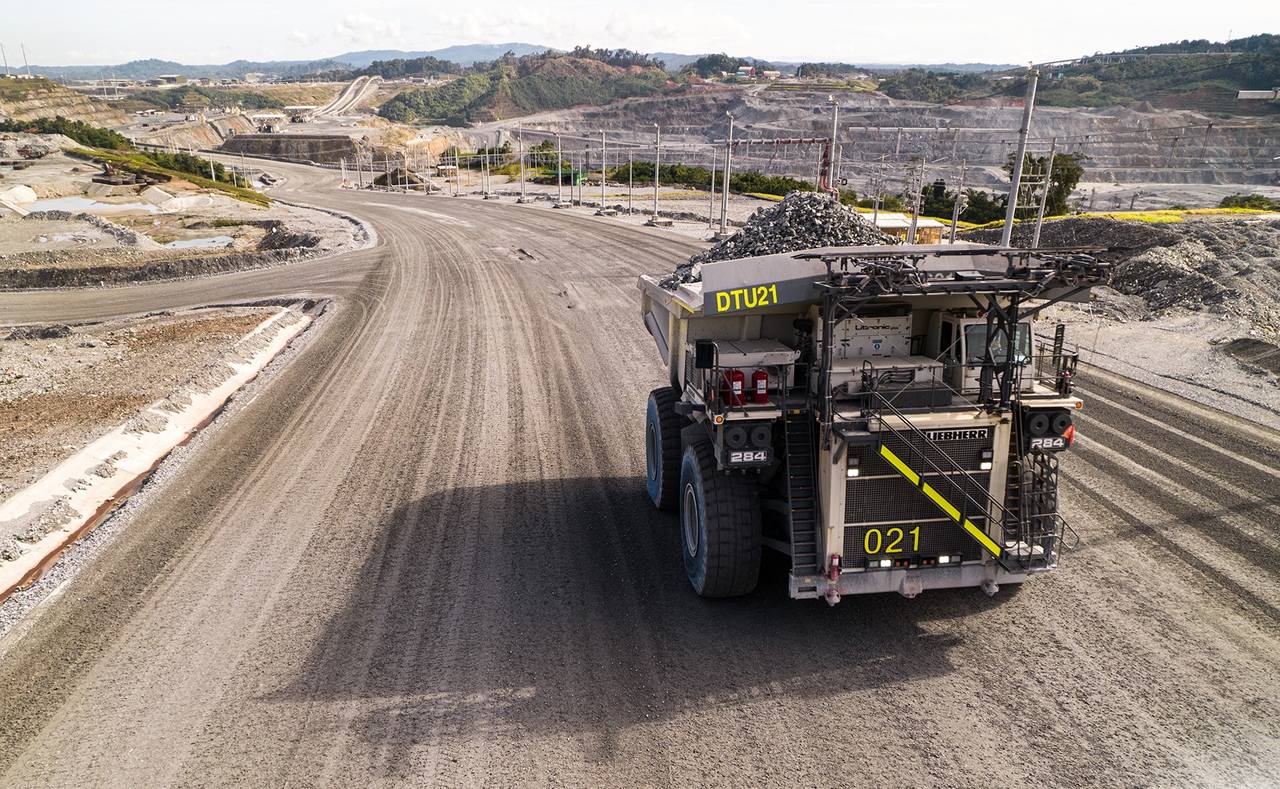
left=827, top=315, right=912, bottom=360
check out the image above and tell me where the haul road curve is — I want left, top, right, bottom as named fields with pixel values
left=0, top=161, right=1277, bottom=787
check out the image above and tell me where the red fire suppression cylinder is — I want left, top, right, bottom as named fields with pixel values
left=751, top=369, right=769, bottom=404
left=722, top=369, right=745, bottom=407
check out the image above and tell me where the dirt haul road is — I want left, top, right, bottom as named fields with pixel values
left=0, top=162, right=1278, bottom=788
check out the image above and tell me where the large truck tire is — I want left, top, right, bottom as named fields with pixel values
left=677, top=426, right=762, bottom=597
left=645, top=387, right=682, bottom=510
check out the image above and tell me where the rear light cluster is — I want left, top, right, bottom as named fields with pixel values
left=721, top=369, right=770, bottom=406
left=866, top=555, right=963, bottom=570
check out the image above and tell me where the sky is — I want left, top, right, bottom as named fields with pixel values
left=4, top=0, right=1275, bottom=66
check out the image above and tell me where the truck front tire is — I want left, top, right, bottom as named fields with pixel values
left=678, top=427, right=762, bottom=597
left=645, top=387, right=682, bottom=510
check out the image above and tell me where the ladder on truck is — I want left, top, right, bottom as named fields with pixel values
left=782, top=403, right=820, bottom=579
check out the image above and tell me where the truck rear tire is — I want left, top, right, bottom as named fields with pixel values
left=678, top=427, right=762, bottom=597
left=645, top=387, right=682, bottom=510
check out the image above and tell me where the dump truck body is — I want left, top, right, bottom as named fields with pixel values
left=639, top=243, right=1107, bottom=603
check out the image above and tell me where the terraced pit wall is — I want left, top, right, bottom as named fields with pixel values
left=217, top=134, right=359, bottom=165
left=515, top=89, right=1280, bottom=188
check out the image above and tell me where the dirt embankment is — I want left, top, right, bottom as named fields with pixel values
left=218, top=134, right=359, bottom=165
left=0, top=309, right=276, bottom=550
left=133, top=115, right=256, bottom=150
left=0, top=78, right=125, bottom=126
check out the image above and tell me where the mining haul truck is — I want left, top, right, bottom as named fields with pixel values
left=639, top=243, right=1109, bottom=604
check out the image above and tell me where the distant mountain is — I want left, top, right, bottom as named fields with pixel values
left=24, top=44, right=1018, bottom=83
left=28, top=57, right=342, bottom=81
left=851, top=62, right=1019, bottom=73
left=333, top=43, right=553, bottom=68
left=646, top=54, right=1017, bottom=75
left=648, top=52, right=705, bottom=72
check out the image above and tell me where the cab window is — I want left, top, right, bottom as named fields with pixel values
left=964, top=323, right=1031, bottom=365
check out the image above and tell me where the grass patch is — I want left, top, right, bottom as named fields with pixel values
left=67, top=148, right=269, bottom=207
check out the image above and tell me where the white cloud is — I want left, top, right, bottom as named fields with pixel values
left=333, top=13, right=404, bottom=46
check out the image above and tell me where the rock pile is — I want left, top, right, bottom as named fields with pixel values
left=6, top=324, right=72, bottom=341
left=965, top=215, right=1280, bottom=332
left=660, top=192, right=897, bottom=289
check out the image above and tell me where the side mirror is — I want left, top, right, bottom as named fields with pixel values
left=694, top=340, right=716, bottom=370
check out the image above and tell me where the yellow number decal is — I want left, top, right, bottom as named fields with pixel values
left=863, top=529, right=882, bottom=554
left=885, top=528, right=904, bottom=553
left=910, top=526, right=920, bottom=551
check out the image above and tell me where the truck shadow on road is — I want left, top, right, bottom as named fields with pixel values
left=271, top=475, right=1011, bottom=763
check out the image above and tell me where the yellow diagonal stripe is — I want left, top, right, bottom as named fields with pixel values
left=876, top=443, right=1002, bottom=559
left=922, top=483, right=961, bottom=521
left=963, top=518, right=1003, bottom=557
left=878, top=445, right=920, bottom=485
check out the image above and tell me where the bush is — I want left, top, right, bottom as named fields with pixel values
left=0, top=116, right=131, bottom=150
left=1219, top=193, right=1280, bottom=210
left=140, top=150, right=235, bottom=183
left=606, top=161, right=814, bottom=197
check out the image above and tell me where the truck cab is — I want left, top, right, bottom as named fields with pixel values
left=927, top=311, right=1034, bottom=395
left=639, top=243, right=1107, bottom=604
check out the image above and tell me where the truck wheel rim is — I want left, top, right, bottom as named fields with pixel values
left=646, top=422, right=658, bottom=481
left=682, top=483, right=700, bottom=557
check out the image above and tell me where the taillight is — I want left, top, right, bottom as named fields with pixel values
left=751, top=369, right=768, bottom=404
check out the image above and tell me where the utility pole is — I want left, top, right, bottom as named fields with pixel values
left=1000, top=66, right=1039, bottom=247
left=949, top=160, right=967, bottom=243
left=650, top=123, right=661, bottom=224
left=556, top=135, right=564, bottom=205
left=719, top=113, right=734, bottom=236
left=21, top=44, right=31, bottom=77
left=908, top=160, right=923, bottom=243
left=628, top=150, right=633, bottom=214
left=599, top=130, right=607, bottom=212
left=517, top=123, right=527, bottom=203
left=482, top=148, right=491, bottom=198
left=826, top=95, right=839, bottom=194
left=708, top=148, right=718, bottom=229
left=1031, top=138, right=1057, bottom=248
left=1, top=45, right=9, bottom=76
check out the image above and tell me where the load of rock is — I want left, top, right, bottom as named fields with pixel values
left=660, top=192, right=897, bottom=289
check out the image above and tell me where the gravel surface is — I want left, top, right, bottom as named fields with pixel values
left=0, top=164, right=1277, bottom=787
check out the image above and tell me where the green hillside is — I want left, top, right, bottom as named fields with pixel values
left=379, top=50, right=673, bottom=125
left=876, top=34, right=1280, bottom=112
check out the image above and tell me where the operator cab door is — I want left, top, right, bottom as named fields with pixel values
left=936, top=318, right=964, bottom=391
left=958, top=320, right=1033, bottom=395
